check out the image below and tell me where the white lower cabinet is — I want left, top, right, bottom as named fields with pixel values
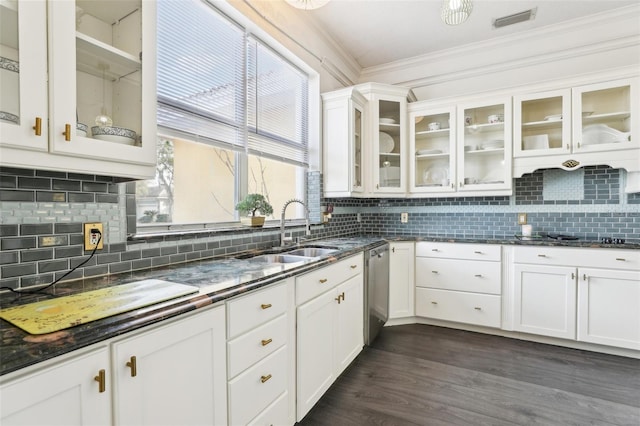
left=296, top=254, right=364, bottom=421
left=578, top=268, right=640, bottom=350
left=0, top=347, right=112, bottom=426
left=415, top=242, right=502, bottom=328
left=226, top=279, right=296, bottom=426
left=512, top=246, right=640, bottom=350
left=388, top=242, right=415, bottom=319
left=112, top=305, right=227, bottom=426
left=513, top=264, right=577, bottom=339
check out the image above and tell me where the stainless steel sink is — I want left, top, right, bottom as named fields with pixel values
left=245, top=254, right=312, bottom=264
left=285, top=247, right=338, bottom=257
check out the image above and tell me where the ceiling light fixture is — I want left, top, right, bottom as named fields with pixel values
left=284, top=0, right=330, bottom=10
left=441, top=0, right=473, bottom=26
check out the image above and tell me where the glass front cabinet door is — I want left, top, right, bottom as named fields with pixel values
left=0, top=0, right=48, bottom=151
left=410, top=106, right=456, bottom=195
left=514, top=77, right=639, bottom=176
left=457, top=98, right=512, bottom=195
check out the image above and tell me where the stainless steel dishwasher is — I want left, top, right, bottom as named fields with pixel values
left=364, top=243, right=389, bottom=345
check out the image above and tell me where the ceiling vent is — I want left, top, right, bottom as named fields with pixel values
left=493, top=8, right=537, bottom=29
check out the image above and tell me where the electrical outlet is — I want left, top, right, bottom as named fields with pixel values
left=517, top=213, right=527, bottom=225
left=84, top=222, right=104, bottom=250
left=357, top=213, right=361, bottom=222
left=401, top=212, right=408, bottom=223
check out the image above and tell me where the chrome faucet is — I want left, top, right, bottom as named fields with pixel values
left=280, top=198, right=310, bottom=247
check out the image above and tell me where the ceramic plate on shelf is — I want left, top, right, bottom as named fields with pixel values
left=92, top=126, right=137, bottom=145
left=544, top=114, right=562, bottom=121
left=582, top=124, right=629, bottom=145
left=379, top=117, right=396, bottom=125
left=421, top=160, right=449, bottom=186
left=523, top=134, right=549, bottom=150
left=379, top=132, right=394, bottom=153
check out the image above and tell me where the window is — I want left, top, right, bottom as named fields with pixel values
left=136, top=0, right=311, bottom=228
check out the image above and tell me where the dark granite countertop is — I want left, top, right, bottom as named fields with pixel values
left=0, top=237, right=386, bottom=376
left=1, top=234, right=637, bottom=377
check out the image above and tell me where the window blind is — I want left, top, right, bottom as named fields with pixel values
left=156, top=0, right=309, bottom=167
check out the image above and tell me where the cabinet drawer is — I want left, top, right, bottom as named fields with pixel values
left=247, top=391, right=289, bottom=426
left=228, top=282, right=287, bottom=339
left=416, top=258, right=501, bottom=294
left=296, top=254, right=363, bottom=305
left=228, top=314, right=287, bottom=379
left=415, top=288, right=501, bottom=328
left=228, top=346, right=287, bottom=426
left=513, top=246, right=640, bottom=270
left=416, top=242, right=501, bottom=261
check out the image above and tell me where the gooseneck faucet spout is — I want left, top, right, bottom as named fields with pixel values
left=280, top=198, right=310, bottom=247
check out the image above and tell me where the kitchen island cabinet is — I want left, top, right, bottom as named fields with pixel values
left=0, top=346, right=111, bottom=426
left=295, top=253, right=364, bottom=421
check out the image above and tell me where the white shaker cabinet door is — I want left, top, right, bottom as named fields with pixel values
left=0, top=347, right=111, bottom=426
left=388, top=242, right=415, bottom=319
left=577, top=268, right=640, bottom=350
left=111, top=306, right=227, bottom=426
left=334, top=274, right=364, bottom=375
left=513, top=264, right=577, bottom=339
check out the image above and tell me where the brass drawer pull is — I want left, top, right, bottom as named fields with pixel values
left=261, top=338, right=272, bottom=346
left=474, top=307, right=482, bottom=311
left=431, top=270, right=438, bottom=274
left=94, top=369, right=106, bottom=393
left=261, top=303, right=272, bottom=309
left=537, top=254, right=547, bottom=257
left=261, top=374, right=272, bottom=383
left=431, top=248, right=439, bottom=252
left=126, top=356, right=137, bottom=377
left=615, top=258, right=626, bottom=262
left=350, top=265, right=357, bottom=269
left=474, top=251, right=483, bottom=254
left=63, top=123, right=71, bottom=141
left=33, top=117, right=42, bottom=136
left=431, top=301, right=438, bottom=305
left=319, top=278, right=328, bottom=283
left=474, top=274, right=482, bottom=278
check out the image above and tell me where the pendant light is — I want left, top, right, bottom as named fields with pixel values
left=95, top=64, right=113, bottom=127
left=441, top=0, right=473, bottom=25
left=284, top=0, right=330, bottom=10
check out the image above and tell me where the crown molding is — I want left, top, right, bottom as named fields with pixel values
left=359, top=3, right=640, bottom=83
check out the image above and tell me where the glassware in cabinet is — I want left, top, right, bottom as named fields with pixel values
left=411, top=109, right=455, bottom=192
left=458, top=100, right=511, bottom=190
left=353, top=105, right=363, bottom=189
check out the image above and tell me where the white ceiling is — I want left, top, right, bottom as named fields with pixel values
left=305, top=0, right=639, bottom=69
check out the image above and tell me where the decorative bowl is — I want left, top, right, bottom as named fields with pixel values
left=91, top=126, right=136, bottom=145
left=487, top=114, right=504, bottom=124
left=0, top=111, right=19, bottom=124
left=76, top=122, right=88, bottom=137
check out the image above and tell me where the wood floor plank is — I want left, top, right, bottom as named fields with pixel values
left=297, top=324, right=640, bottom=426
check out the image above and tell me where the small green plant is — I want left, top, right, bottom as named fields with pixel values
left=235, top=194, right=274, bottom=217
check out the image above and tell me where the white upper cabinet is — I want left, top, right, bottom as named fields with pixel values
left=323, top=83, right=412, bottom=197
left=513, top=77, right=639, bottom=177
left=409, top=97, right=512, bottom=197
left=0, top=0, right=157, bottom=180
left=322, top=88, right=366, bottom=197
left=0, top=0, right=48, bottom=152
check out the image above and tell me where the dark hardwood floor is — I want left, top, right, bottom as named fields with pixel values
left=297, top=324, right=640, bottom=426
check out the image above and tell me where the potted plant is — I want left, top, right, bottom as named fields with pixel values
left=235, top=193, right=274, bottom=227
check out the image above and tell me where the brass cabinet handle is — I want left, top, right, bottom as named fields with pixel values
left=571, top=272, right=575, bottom=280
left=537, top=254, right=547, bottom=257
left=335, top=295, right=341, bottom=304
left=474, top=307, right=482, bottom=311
left=340, top=292, right=345, bottom=301
left=431, top=301, right=438, bottom=305
left=474, top=274, right=482, bottom=278
left=335, top=292, right=345, bottom=304
left=319, top=278, right=328, bottom=283
left=615, top=258, right=626, bottom=262
left=261, top=374, right=272, bottom=383
left=431, top=249, right=439, bottom=252
left=260, top=303, right=272, bottom=309
left=583, top=274, right=587, bottom=281
left=62, top=123, right=71, bottom=141
left=94, top=369, right=106, bottom=393
left=261, top=338, right=272, bottom=346
left=451, top=183, right=455, bottom=189
left=33, top=117, right=42, bottom=136
left=126, top=356, right=137, bottom=377
left=431, top=270, right=438, bottom=274
left=350, top=265, right=357, bottom=269
left=474, top=251, right=483, bottom=254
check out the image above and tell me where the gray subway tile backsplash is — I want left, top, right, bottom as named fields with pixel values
left=0, top=166, right=638, bottom=290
